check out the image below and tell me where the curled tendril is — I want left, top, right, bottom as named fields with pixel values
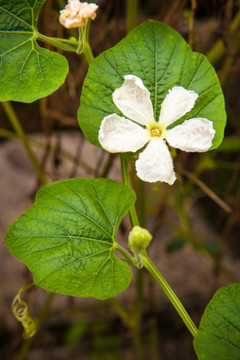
left=12, top=283, right=38, bottom=339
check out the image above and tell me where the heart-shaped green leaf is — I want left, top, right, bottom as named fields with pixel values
left=5, top=178, right=136, bottom=299
left=78, top=21, right=226, bottom=150
left=194, top=284, right=240, bottom=359
left=0, top=0, right=68, bottom=103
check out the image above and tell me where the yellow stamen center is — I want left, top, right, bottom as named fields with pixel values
left=150, top=128, right=162, bottom=137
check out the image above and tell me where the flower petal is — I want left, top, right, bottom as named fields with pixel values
left=159, top=86, right=198, bottom=127
left=98, top=114, right=150, bottom=153
left=135, top=139, right=176, bottom=184
left=112, top=75, right=154, bottom=126
left=165, top=118, right=215, bottom=152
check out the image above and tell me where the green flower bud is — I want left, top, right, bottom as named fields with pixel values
left=128, top=226, right=152, bottom=253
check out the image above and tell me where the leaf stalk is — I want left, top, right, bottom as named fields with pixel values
left=120, top=154, right=139, bottom=227
left=36, top=32, right=78, bottom=52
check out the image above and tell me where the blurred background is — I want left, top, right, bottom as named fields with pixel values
left=0, top=0, right=240, bottom=359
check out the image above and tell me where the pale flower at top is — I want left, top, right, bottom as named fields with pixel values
left=98, top=75, right=215, bottom=185
left=59, top=0, right=98, bottom=29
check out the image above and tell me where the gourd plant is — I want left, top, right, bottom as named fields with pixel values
left=1, top=1, right=239, bottom=358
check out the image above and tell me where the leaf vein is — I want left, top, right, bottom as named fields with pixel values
left=128, top=39, right=154, bottom=87
left=0, top=38, right=31, bottom=57
left=186, top=56, right=205, bottom=88
left=83, top=184, right=114, bottom=230
left=41, top=188, right=112, bottom=238
left=0, top=6, right=32, bottom=29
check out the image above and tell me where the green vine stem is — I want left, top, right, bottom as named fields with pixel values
left=120, top=154, right=139, bottom=227
left=1, top=102, right=47, bottom=186
left=116, top=243, right=137, bottom=268
left=82, top=20, right=94, bottom=64
left=76, top=20, right=94, bottom=64
left=127, top=0, right=139, bottom=33
left=35, top=32, right=78, bottom=52
left=132, top=268, right=143, bottom=325
left=98, top=154, right=115, bottom=178
left=36, top=21, right=94, bottom=65
left=136, top=178, right=147, bottom=227
left=120, top=155, right=146, bottom=358
left=76, top=26, right=85, bottom=54
left=142, top=252, right=198, bottom=337
left=132, top=327, right=145, bottom=360
left=135, top=253, right=143, bottom=268
left=83, top=40, right=94, bottom=65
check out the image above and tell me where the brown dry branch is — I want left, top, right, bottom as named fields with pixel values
left=177, top=167, right=232, bottom=213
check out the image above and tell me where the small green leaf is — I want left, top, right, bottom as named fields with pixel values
left=5, top=178, right=136, bottom=299
left=194, top=284, right=240, bottom=359
left=78, top=21, right=226, bottom=150
left=0, top=0, right=68, bottom=103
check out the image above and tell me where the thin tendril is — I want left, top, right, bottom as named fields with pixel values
left=12, top=283, right=38, bottom=339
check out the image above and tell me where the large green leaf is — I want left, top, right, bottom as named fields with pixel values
left=0, top=0, right=68, bottom=103
left=5, top=178, right=136, bottom=299
left=194, top=284, right=240, bottom=359
left=78, top=21, right=226, bottom=150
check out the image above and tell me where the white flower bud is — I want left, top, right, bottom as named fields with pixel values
left=59, top=0, right=98, bottom=29
left=128, top=226, right=152, bottom=253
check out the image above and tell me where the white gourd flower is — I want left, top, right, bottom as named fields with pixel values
left=59, top=0, right=98, bottom=29
left=98, top=75, right=215, bottom=184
